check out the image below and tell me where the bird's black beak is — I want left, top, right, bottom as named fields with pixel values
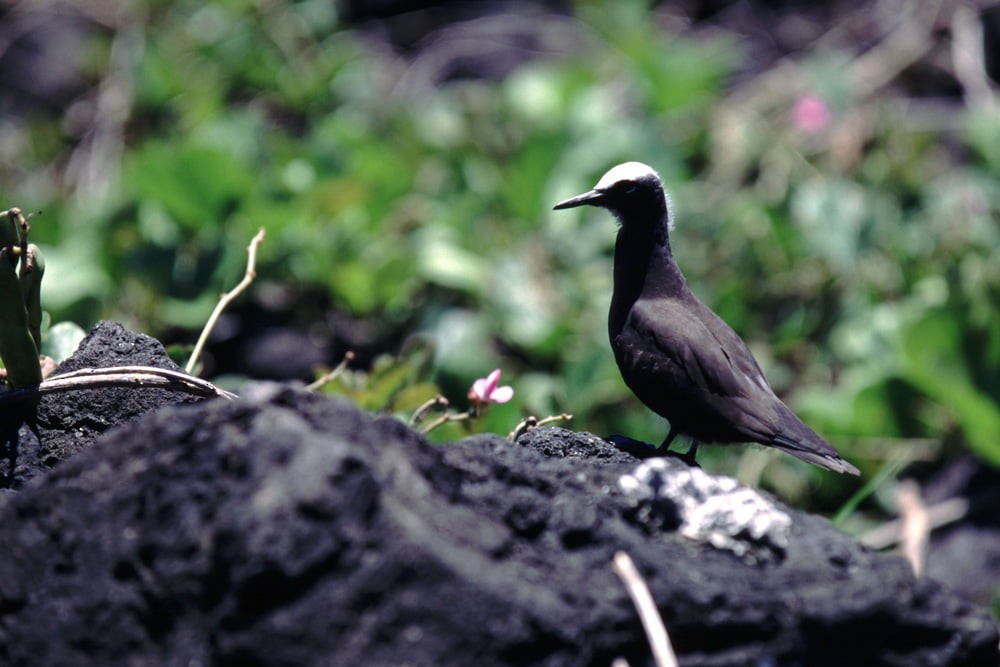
left=553, top=189, right=606, bottom=210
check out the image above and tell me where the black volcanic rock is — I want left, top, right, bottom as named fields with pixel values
left=0, top=320, right=203, bottom=489
left=0, top=383, right=994, bottom=667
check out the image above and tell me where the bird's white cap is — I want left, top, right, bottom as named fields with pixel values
left=593, top=161, right=662, bottom=191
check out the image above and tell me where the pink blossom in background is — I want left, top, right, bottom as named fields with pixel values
left=469, top=369, right=514, bottom=405
left=792, top=95, right=831, bottom=133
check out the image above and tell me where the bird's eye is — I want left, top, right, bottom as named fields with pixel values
left=624, top=184, right=637, bottom=194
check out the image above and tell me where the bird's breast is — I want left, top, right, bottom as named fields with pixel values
left=610, top=325, right=677, bottom=409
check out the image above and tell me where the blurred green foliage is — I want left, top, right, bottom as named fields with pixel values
left=3, top=0, right=1000, bottom=508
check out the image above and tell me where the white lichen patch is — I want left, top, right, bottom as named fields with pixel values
left=619, top=459, right=792, bottom=558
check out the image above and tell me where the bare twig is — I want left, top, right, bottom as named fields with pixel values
left=410, top=394, right=449, bottom=426
left=0, top=365, right=237, bottom=404
left=420, top=409, right=472, bottom=434
left=305, top=351, right=355, bottom=392
left=846, top=0, right=944, bottom=98
left=612, top=551, right=678, bottom=667
left=63, top=27, right=136, bottom=201
left=951, top=3, right=996, bottom=107
left=860, top=496, right=968, bottom=550
left=508, top=413, right=573, bottom=440
left=897, top=480, right=930, bottom=576
left=509, top=415, right=538, bottom=440
left=185, top=228, right=266, bottom=375
left=726, top=0, right=944, bottom=111
left=534, top=413, right=573, bottom=428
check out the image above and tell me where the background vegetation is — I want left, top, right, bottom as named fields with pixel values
left=2, top=0, right=1000, bottom=519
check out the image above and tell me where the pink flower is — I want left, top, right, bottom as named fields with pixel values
left=792, top=95, right=831, bottom=133
left=469, top=369, right=514, bottom=405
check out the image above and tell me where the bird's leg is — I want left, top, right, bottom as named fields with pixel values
left=678, top=440, right=700, bottom=466
left=661, top=427, right=700, bottom=467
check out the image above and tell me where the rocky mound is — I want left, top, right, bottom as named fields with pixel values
left=0, top=323, right=994, bottom=666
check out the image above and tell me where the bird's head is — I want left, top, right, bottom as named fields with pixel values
left=553, top=161, right=672, bottom=230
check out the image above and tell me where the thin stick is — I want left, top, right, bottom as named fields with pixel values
left=185, top=228, right=266, bottom=375
left=613, top=551, right=678, bottom=667
left=421, top=410, right=471, bottom=434
left=410, top=394, right=449, bottom=426
left=846, top=0, right=943, bottom=98
left=305, top=351, right=355, bottom=392
left=897, top=480, right=929, bottom=576
left=534, top=413, right=573, bottom=428
left=0, top=365, right=237, bottom=403
left=860, top=497, right=968, bottom=550
left=509, top=416, right=538, bottom=440
left=950, top=4, right=995, bottom=107
left=508, top=413, right=573, bottom=440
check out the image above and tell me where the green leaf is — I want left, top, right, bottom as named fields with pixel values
left=900, top=309, right=1000, bottom=465
left=963, top=106, right=1000, bottom=174
left=125, top=142, right=256, bottom=230
left=41, top=321, right=87, bottom=363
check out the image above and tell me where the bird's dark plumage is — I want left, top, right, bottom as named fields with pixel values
left=554, top=162, right=859, bottom=474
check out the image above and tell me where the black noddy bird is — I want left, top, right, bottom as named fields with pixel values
left=554, top=162, right=859, bottom=474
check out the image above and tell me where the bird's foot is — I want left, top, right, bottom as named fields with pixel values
left=607, top=435, right=702, bottom=468
left=668, top=447, right=701, bottom=469
left=606, top=435, right=660, bottom=460
left=662, top=440, right=700, bottom=469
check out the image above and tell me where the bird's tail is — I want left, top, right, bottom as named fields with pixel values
left=771, top=406, right=860, bottom=475
left=771, top=437, right=859, bottom=474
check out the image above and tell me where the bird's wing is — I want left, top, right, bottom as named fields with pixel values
left=621, top=297, right=785, bottom=442
left=627, top=297, right=769, bottom=400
